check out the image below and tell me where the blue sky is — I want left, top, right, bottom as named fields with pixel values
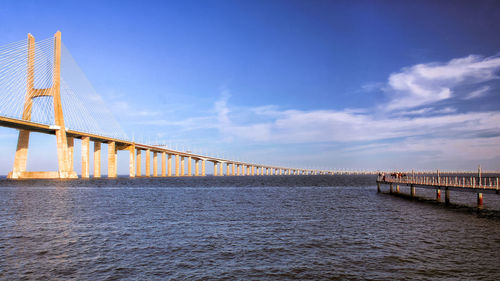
left=0, top=0, right=500, bottom=174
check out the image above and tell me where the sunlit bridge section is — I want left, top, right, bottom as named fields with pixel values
left=0, top=32, right=341, bottom=179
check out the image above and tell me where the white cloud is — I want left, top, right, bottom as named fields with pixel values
left=463, top=85, right=490, bottom=100
left=385, top=55, right=500, bottom=110
left=218, top=108, right=500, bottom=143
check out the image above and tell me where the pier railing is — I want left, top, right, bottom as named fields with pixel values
left=377, top=175, right=500, bottom=190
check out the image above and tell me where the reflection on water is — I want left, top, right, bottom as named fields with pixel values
left=0, top=175, right=499, bottom=280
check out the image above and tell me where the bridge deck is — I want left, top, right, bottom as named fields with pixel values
left=0, top=115, right=330, bottom=173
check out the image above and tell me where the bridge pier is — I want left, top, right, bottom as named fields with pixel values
left=167, top=154, right=172, bottom=177
left=145, top=149, right=151, bottom=177
left=81, top=137, right=90, bottom=178
left=410, top=185, right=416, bottom=198
left=127, top=145, right=135, bottom=178
left=68, top=137, right=74, bottom=171
left=213, top=162, right=218, bottom=176
left=195, top=159, right=199, bottom=176
left=129, top=145, right=135, bottom=177
left=477, top=193, right=483, bottom=207
left=202, top=159, right=206, bottom=176
left=219, top=162, right=224, bottom=176
left=175, top=155, right=180, bottom=176
left=153, top=152, right=158, bottom=177
left=188, top=156, right=192, bottom=176
left=161, top=152, right=166, bottom=177
left=107, top=141, right=117, bottom=178
left=181, top=156, right=185, bottom=176
left=94, top=142, right=101, bottom=178
left=445, top=188, right=450, bottom=205
left=436, top=189, right=441, bottom=201
left=136, top=149, right=141, bottom=177
left=232, top=163, right=235, bottom=176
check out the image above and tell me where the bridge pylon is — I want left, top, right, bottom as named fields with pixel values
left=8, top=31, right=77, bottom=179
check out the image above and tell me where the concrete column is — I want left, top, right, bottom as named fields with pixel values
left=93, top=142, right=101, bottom=178
left=232, top=163, right=235, bottom=176
left=251, top=166, right=255, bottom=176
left=129, top=145, right=135, bottom=178
left=107, top=141, right=117, bottom=178
left=175, top=154, right=179, bottom=176
left=236, top=165, right=240, bottom=176
left=81, top=137, right=90, bottom=178
left=67, top=137, right=74, bottom=171
left=266, top=168, right=269, bottom=175
left=167, top=154, right=172, bottom=176
left=136, top=149, right=141, bottom=177
left=188, top=156, right=192, bottom=176
left=161, top=152, right=166, bottom=177
left=153, top=152, right=158, bottom=177
left=220, top=162, right=224, bottom=176
left=396, top=185, right=400, bottom=193
left=145, top=149, right=151, bottom=177
left=410, top=185, right=416, bottom=198
left=181, top=156, right=185, bottom=176
left=226, top=163, right=230, bottom=175
left=214, top=162, right=218, bottom=176
left=477, top=193, right=483, bottom=207
left=202, top=160, right=206, bottom=176
left=436, top=189, right=441, bottom=201
left=195, top=160, right=199, bottom=176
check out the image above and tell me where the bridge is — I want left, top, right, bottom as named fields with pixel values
left=0, top=31, right=343, bottom=179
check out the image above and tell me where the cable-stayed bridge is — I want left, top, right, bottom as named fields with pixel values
left=0, top=31, right=343, bottom=179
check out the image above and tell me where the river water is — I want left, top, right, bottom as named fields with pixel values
left=1, top=175, right=499, bottom=280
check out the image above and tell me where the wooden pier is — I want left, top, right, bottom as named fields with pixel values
left=376, top=168, right=499, bottom=207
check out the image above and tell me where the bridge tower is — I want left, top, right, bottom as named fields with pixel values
left=8, top=32, right=77, bottom=179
